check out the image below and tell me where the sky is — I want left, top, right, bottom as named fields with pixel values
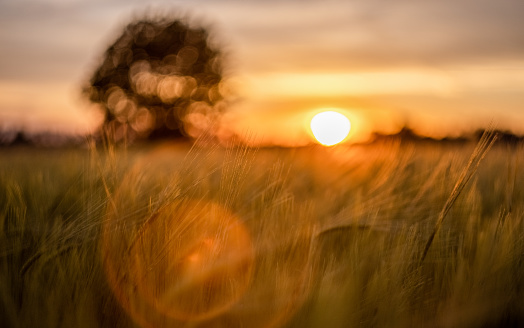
left=1, top=0, right=523, bottom=146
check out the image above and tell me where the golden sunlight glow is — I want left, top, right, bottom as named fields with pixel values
left=243, top=71, right=456, bottom=99
left=310, top=111, right=351, bottom=146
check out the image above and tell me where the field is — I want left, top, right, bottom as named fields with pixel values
left=1, top=136, right=523, bottom=327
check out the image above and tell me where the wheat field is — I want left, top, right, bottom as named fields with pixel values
left=1, top=136, right=523, bottom=327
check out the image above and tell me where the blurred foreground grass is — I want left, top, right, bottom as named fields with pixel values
left=0, top=139, right=523, bottom=327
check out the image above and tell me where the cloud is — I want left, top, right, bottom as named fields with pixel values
left=213, top=0, right=524, bottom=72
left=3, top=0, right=523, bottom=82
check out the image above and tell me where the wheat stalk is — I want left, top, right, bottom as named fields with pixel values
left=419, top=128, right=498, bottom=263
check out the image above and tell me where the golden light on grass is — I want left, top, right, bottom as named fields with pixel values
left=98, top=145, right=317, bottom=328
left=310, top=110, right=351, bottom=146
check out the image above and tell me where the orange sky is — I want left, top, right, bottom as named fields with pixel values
left=1, top=0, right=524, bottom=146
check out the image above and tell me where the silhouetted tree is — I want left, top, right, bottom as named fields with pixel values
left=84, top=17, right=225, bottom=142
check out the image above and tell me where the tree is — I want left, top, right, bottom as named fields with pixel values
left=84, top=17, right=225, bottom=142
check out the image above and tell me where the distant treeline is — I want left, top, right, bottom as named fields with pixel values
left=370, top=127, right=524, bottom=147
left=1, top=127, right=523, bottom=148
left=0, top=131, right=86, bottom=148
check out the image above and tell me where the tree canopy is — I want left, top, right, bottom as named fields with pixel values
left=84, top=17, right=225, bottom=142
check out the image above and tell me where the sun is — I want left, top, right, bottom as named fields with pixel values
left=310, top=111, right=351, bottom=146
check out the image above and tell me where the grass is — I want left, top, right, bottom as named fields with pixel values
left=0, top=136, right=523, bottom=327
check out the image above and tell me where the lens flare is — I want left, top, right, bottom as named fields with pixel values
left=102, top=196, right=254, bottom=327
left=310, top=111, right=351, bottom=146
